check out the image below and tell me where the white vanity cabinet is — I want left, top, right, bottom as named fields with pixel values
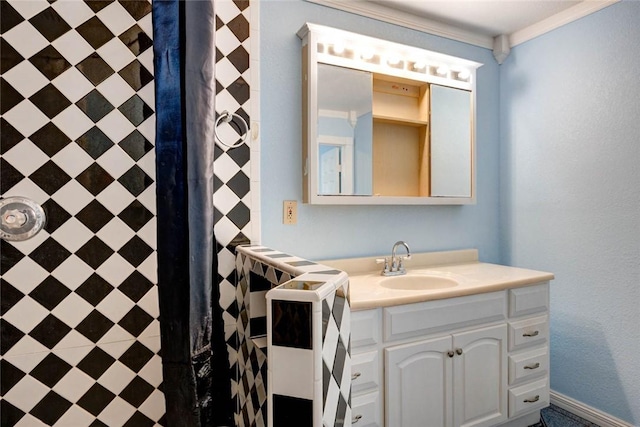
left=350, top=281, right=550, bottom=427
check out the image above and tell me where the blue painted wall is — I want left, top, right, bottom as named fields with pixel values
left=260, top=0, right=501, bottom=262
left=501, top=2, right=640, bottom=424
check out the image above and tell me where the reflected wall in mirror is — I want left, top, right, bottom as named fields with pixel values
left=299, top=23, right=482, bottom=205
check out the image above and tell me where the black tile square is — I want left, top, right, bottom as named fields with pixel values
left=76, top=199, right=114, bottom=233
left=227, top=78, right=250, bottom=105
left=1, top=320, right=25, bottom=357
left=118, top=236, right=152, bottom=267
left=75, top=236, right=114, bottom=269
left=118, top=270, right=153, bottom=303
left=227, top=14, right=250, bottom=42
left=119, top=24, right=152, bottom=56
left=250, top=317, right=266, bottom=338
left=118, top=199, right=153, bottom=231
left=119, top=59, right=153, bottom=91
left=28, top=237, right=72, bottom=272
left=332, top=335, right=347, bottom=386
left=0, top=240, right=25, bottom=275
left=75, top=273, right=113, bottom=306
left=28, top=45, right=71, bottom=81
left=1, top=118, right=25, bottom=154
left=77, top=126, right=114, bottom=159
left=118, top=0, right=152, bottom=21
left=123, top=411, right=155, bottom=427
left=227, top=141, right=250, bottom=167
left=89, top=419, right=109, bottom=427
left=29, top=161, right=72, bottom=195
left=227, top=171, right=250, bottom=198
left=118, top=305, right=153, bottom=337
left=29, top=275, right=71, bottom=310
left=77, top=89, right=114, bottom=123
left=332, top=292, right=346, bottom=330
left=76, top=16, right=114, bottom=50
left=273, top=394, right=313, bottom=427
left=42, top=198, right=72, bottom=233
left=0, top=1, right=24, bottom=34
left=29, top=122, right=71, bottom=157
left=75, top=163, right=115, bottom=196
left=0, top=279, right=24, bottom=316
left=30, top=391, right=73, bottom=425
left=119, top=130, right=153, bottom=161
left=1, top=78, right=24, bottom=115
left=77, top=347, right=116, bottom=380
left=29, top=83, right=72, bottom=119
left=0, top=158, right=24, bottom=194
left=0, top=38, right=24, bottom=74
left=272, top=300, right=312, bottom=349
left=0, top=399, right=25, bottom=427
left=77, top=383, right=116, bottom=416
left=29, top=314, right=72, bottom=349
left=249, top=271, right=272, bottom=292
left=77, top=53, right=115, bottom=86
left=30, top=353, right=72, bottom=387
left=119, top=376, right=154, bottom=407
left=335, top=394, right=348, bottom=427
left=84, top=1, right=112, bottom=13
left=227, top=45, right=250, bottom=74
left=75, top=310, right=115, bottom=343
left=118, top=341, right=154, bottom=373
left=118, top=94, right=153, bottom=126
left=0, top=359, right=26, bottom=395
left=29, top=7, right=71, bottom=42
left=118, top=165, right=152, bottom=196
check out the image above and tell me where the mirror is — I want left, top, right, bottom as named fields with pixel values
left=299, top=23, right=481, bottom=205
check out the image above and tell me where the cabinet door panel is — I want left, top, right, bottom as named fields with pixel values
left=453, top=324, right=508, bottom=427
left=385, top=336, right=452, bottom=427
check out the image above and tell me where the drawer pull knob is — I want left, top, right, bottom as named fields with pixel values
left=523, top=330, right=539, bottom=337
left=455, top=348, right=463, bottom=355
left=524, top=395, right=540, bottom=403
left=447, top=350, right=455, bottom=358
left=351, top=372, right=361, bottom=381
left=524, top=363, right=540, bottom=370
left=352, top=414, right=363, bottom=423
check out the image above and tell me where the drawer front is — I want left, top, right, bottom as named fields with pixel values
left=509, top=283, right=549, bottom=318
left=384, top=291, right=505, bottom=342
left=508, top=378, right=549, bottom=418
left=352, top=309, right=381, bottom=348
left=352, top=350, right=380, bottom=394
left=351, top=391, right=382, bottom=427
left=509, top=315, right=548, bottom=351
left=508, top=346, right=548, bottom=385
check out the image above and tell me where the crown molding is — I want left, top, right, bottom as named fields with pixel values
left=304, top=0, right=494, bottom=49
left=509, top=0, right=620, bottom=46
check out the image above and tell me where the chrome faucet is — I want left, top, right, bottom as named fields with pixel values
left=377, top=241, right=411, bottom=276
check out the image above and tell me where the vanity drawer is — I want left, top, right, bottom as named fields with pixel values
left=508, top=378, right=549, bottom=418
left=509, top=283, right=549, bottom=318
left=352, top=350, right=380, bottom=394
left=508, top=315, right=548, bottom=351
left=508, top=346, right=548, bottom=385
left=351, top=390, right=382, bottom=427
left=352, top=309, right=381, bottom=348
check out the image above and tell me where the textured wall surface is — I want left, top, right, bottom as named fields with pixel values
left=500, top=2, right=640, bottom=424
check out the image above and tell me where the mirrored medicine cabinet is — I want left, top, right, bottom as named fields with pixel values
left=298, top=23, right=482, bottom=205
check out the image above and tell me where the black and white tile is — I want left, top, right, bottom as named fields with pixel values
left=1, top=1, right=163, bottom=425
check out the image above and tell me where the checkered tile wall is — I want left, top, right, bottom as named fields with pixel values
left=1, top=1, right=163, bottom=426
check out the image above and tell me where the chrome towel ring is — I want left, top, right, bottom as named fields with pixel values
left=214, top=110, right=249, bottom=149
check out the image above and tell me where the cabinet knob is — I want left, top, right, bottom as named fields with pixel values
left=351, top=372, right=361, bottom=381
left=524, top=362, right=540, bottom=370
left=455, top=348, right=463, bottom=355
left=447, top=350, right=455, bottom=358
left=522, top=330, right=539, bottom=337
left=352, top=414, right=363, bottom=423
left=524, top=395, right=540, bottom=403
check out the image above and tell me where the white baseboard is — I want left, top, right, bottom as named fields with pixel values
left=550, top=390, right=635, bottom=427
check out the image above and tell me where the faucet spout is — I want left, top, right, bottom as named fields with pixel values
left=380, top=241, right=411, bottom=276
left=392, top=241, right=411, bottom=261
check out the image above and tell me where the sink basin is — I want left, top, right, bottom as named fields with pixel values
left=379, top=274, right=458, bottom=290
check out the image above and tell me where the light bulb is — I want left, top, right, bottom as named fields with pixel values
left=332, top=43, right=345, bottom=54
left=436, top=66, right=448, bottom=76
left=458, top=69, right=470, bottom=80
left=387, top=55, right=400, bottom=66
left=360, top=48, right=375, bottom=60
left=413, top=60, right=426, bottom=70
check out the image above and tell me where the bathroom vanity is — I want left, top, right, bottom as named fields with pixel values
left=323, top=250, right=553, bottom=427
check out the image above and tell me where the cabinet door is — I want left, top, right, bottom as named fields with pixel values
left=453, top=324, right=508, bottom=427
left=385, top=335, right=453, bottom=427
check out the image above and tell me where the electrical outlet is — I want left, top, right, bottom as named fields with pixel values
left=283, top=200, right=297, bottom=225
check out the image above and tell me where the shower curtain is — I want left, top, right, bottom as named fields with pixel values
left=153, top=0, right=232, bottom=425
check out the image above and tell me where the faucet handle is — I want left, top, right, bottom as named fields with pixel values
left=376, top=258, right=390, bottom=274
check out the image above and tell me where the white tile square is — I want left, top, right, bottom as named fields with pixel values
left=3, top=351, right=49, bottom=374
left=51, top=254, right=95, bottom=291
left=52, top=142, right=95, bottom=178
left=51, top=293, right=95, bottom=328
left=1, top=178, right=49, bottom=205
left=96, top=253, right=136, bottom=287
left=2, top=100, right=50, bottom=137
left=271, top=346, right=315, bottom=399
left=214, top=216, right=238, bottom=247
left=95, top=181, right=135, bottom=215
left=96, top=289, right=136, bottom=323
left=214, top=56, right=240, bottom=87
left=1, top=258, right=49, bottom=294
left=136, top=76, right=155, bottom=109
left=2, top=61, right=48, bottom=98
left=136, top=252, right=157, bottom=284
left=136, top=114, right=155, bottom=143
left=52, top=403, right=94, bottom=427
left=97, top=38, right=136, bottom=72
left=96, top=74, right=136, bottom=108
left=51, top=104, right=94, bottom=140
left=98, top=396, right=136, bottom=427
left=97, top=2, right=136, bottom=36
left=51, top=29, right=94, bottom=66
left=51, top=0, right=94, bottom=28
left=51, top=180, right=94, bottom=215
left=137, top=13, right=153, bottom=39
left=2, top=139, right=49, bottom=176
left=51, top=217, right=93, bottom=253
left=138, top=48, right=154, bottom=75
left=3, top=335, right=49, bottom=359
left=213, top=185, right=240, bottom=215
left=136, top=184, right=156, bottom=215
left=96, top=217, right=136, bottom=251
left=2, top=21, right=49, bottom=59
left=138, top=354, right=163, bottom=387
left=97, top=324, right=132, bottom=344
left=138, top=389, right=165, bottom=422
left=51, top=365, right=94, bottom=402
left=137, top=218, right=157, bottom=250
left=98, top=362, right=137, bottom=394
left=137, top=150, right=156, bottom=180
left=137, top=286, right=159, bottom=319
left=7, top=0, right=49, bottom=19
left=53, top=330, right=94, bottom=354
left=52, top=67, right=94, bottom=103
left=97, top=110, right=136, bottom=143
left=2, top=374, right=50, bottom=412
left=15, top=414, right=47, bottom=427
left=96, top=145, right=136, bottom=179
left=99, top=339, right=136, bottom=359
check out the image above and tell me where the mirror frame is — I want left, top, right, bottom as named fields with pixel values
left=298, top=23, right=482, bottom=205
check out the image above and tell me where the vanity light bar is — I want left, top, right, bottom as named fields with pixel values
left=299, top=23, right=481, bottom=90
